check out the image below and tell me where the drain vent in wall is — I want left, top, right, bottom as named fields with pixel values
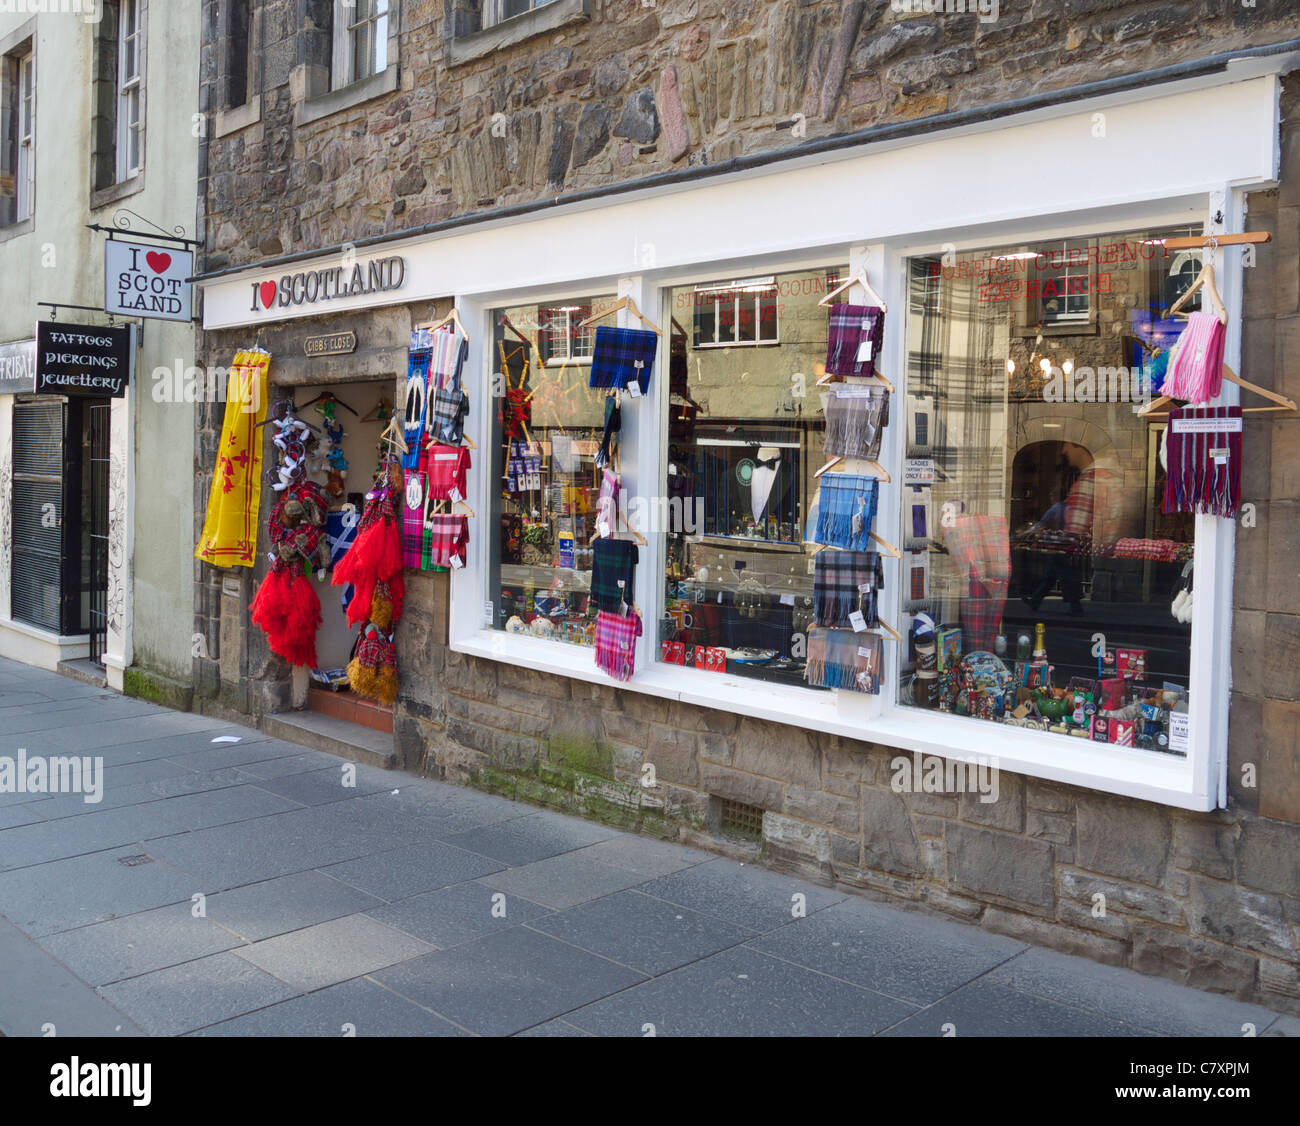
left=717, top=798, right=765, bottom=843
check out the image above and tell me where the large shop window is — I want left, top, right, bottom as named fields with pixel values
left=661, top=265, right=848, bottom=687
left=486, top=292, right=618, bottom=646
left=898, top=226, right=1199, bottom=755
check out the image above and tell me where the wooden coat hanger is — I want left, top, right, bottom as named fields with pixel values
left=378, top=415, right=408, bottom=455
left=814, top=456, right=891, bottom=482
left=818, top=267, right=888, bottom=312
left=869, top=617, right=903, bottom=643
left=419, top=307, right=471, bottom=342
left=298, top=389, right=358, bottom=416
left=579, top=296, right=661, bottom=335
left=807, top=535, right=901, bottom=560
left=1138, top=364, right=1298, bottom=418
left=361, top=393, right=393, bottom=422
left=1168, top=261, right=1228, bottom=325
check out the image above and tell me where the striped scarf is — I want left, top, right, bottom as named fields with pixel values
left=813, top=549, right=883, bottom=628
left=805, top=628, right=882, bottom=694
left=1161, top=313, right=1225, bottom=404
left=1163, top=406, right=1242, bottom=518
left=813, top=474, right=877, bottom=551
left=824, top=385, right=889, bottom=461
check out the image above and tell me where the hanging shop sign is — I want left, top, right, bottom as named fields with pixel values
left=104, top=239, right=195, bottom=322
left=249, top=255, right=407, bottom=313
left=304, top=331, right=357, bottom=357
left=34, top=321, right=135, bottom=399
left=0, top=338, right=36, bottom=394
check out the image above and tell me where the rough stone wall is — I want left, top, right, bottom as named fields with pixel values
left=201, top=0, right=1300, bottom=269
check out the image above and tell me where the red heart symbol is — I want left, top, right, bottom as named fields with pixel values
left=145, top=251, right=172, bottom=274
left=259, top=281, right=277, bottom=310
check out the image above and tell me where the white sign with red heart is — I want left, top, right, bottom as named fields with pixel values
left=104, top=238, right=194, bottom=322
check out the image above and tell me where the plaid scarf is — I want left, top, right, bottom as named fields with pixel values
left=401, top=350, right=431, bottom=470
left=1161, top=313, right=1225, bottom=404
left=595, top=610, right=642, bottom=682
left=422, top=512, right=469, bottom=569
left=402, top=469, right=426, bottom=569
left=424, top=443, right=471, bottom=501
left=428, top=328, right=469, bottom=445
left=596, top=468, right=620, bottom=537
left=943, top=514, right=1010, bottom=652
left=825, top=304, right=885, bottom=379
left=813, top=549, right=883, bottom=627
left=813, top=474, right=877, bottom=550
left=1163, top=406, right=1242, bottom=517
left=591, top=536, right=638, bottom=612
left=589, top=326, right=657, bottom=392
left=824, top=385, right=889, bottom=460
left=805, top=628, right=882, bottom=693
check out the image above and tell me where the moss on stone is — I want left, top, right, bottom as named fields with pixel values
left=545, top=733, right=614, bottom=781
left=123, top=667, right=194, bottom=712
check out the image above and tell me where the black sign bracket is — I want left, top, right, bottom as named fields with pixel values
left=86, top=207, right=201, bottom=249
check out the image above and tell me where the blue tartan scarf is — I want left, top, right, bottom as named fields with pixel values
left=589, top=326, right=657, bottom=393
left=813, top=474, right=877, bottom=551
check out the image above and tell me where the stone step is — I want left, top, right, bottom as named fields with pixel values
left=56, top=658, right=108, bottom=689
left=263, top=708, right=396, bottom=771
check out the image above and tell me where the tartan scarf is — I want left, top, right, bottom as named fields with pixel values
left=1161, top=313, right=1225, bottom=404
left=428, top=329, right=469, bottom=445
left=401, top=350, right=431, bottom=469
left=589, top=326, right=657, bottom=392
left=813, top=549, right=883, bottom=628
left=805, top=628, right=882, bottom=693
left=422, top=512, right=469, bottom=569
left=595, top=609, right=642, bottom=682
left=424, top=443, right=471, bottom=501
left=590, top=536, right=638, bottom=612
left=825, top=304, right=885, bottom=379
left=943, top=514, right=1010, bottom=652
left=1163, top=406, right=1242, bottom=517
left=402, top=469, right=426, bottom=569
left=824, top=385, right=889, bottom=460
left=813, top=474, right=877, bottom=551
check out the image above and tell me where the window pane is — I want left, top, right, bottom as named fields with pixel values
left=899, top=226, right=1200, bottom=756
left=374, top=14, right=388, bottom=73
left=487, top=295, right=618, bottom=645
left=662, top=266, right=848, bottom=687
left=353, top=21, right=373, bottom=81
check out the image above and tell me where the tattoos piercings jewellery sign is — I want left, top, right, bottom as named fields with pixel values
left=35, top=322, right=135, bottom=399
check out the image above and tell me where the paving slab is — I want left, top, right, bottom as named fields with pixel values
left=373, top=926, right=647, bottom=1036
left=322, top=842, right=506, bottom=902
left=636, top=858, right=847, bottom=934
left=441, top=811, right=623, bottom=866
left=564, top=945, right=916, bottom=1037
left=252, top=764, right=395, bottom=807
left=204, top=871, right=385, bottom=943
left=530, top=889, right=755, bottom=975
left=189, top=976, right=469, bottom=1037
left=747, top=895, right=1026, bottom=1005
left=99, top=951, right=300, bottom=1036
left=365, top=882, right=553, bottom=948
left=0, top=803, right=188, bottom=872
left=40, top=901, right=246, bottom=986
left=514, top=1018, right=593, bottom=1037
left=568, top=835, right=711, bottom=878
left=478, top=851, right=647, bottom=912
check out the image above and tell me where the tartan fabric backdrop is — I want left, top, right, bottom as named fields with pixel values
left=825, top=303, right=885, bottom=379
left=401, top=470, right=426, bottom=569
left=422, top=512, right=469, bottom=569
left=589, top=325, right=658, bottom=393
left=943, top=514, right=1010, bottom=652
left=401, top=350, right=431, bottom=470
left=424, top=443, right=472, bottom=501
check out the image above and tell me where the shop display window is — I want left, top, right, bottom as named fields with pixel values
left=486, top=293, right=618, bottom=647
left=659, top=264, right=848, bottom=687
left=898, top=226, right=1201, bottom=755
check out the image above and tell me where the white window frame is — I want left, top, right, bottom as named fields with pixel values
left=538, top=303, right=599, bottom=365
left=116, top=0, right=142, bottom=182
left=15, top=48, right=33, bottom=221
left=332, top=0, right=391, bottom=89
left=484, top=0, right=555, bottom=29
left=692, top=276, right=780, bottom=348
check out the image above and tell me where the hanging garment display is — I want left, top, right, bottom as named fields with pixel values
left=596, top=468, right=621, bottom=537
left=813, top=474, right=878, bottom=551
left=249, top=481, right=330, bottom=669
left=402, top=468, right=427, bottom=569
left=813, top=549, right=884, bottom=628
left=943, top=514, right=1011, bottom=652
left=402, top=348, right=432, bottom=469
left=195, top=349, right=271, bottom=568
left=824, top=385, right=890, bottom=461
left=429, top=327, right=470, bottom=445
left=331, top=461, right=405, bottom=630
left=804, top=627, right=882, bottom=693
left=325, top=505, right=360, bottom=565
left=1160, top=312, right=1226, bottom=404
left=424, top=443, right=472, bottom=502
left=1162, top=406, right=1242, bottom=517
left=422, top=512, right=470, bottom=569
left=589, top=325, right=658, bottom=393
left=595, top=393, right=622, bottom=469
left=590, top=537, right=638, bottom=613
left=824, top=304, right=885, bottom=379
left=349, top=623, right=398, bottom=706
left=750, top=447, right=781, bottom=524
left=595, top=609, right=642, bottom=682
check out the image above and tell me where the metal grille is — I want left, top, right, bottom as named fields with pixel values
left=87, top=403, right=111, bottom=666
left=717, top=797, right=765, bottom=843
left=11, top=401, right=64, bottom=632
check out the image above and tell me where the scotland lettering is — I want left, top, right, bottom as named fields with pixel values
left=0, top=750, right=104, bottom=804
left=250, top=255, right=407, bottom=311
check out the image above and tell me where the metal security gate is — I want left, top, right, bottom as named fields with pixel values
left=10, top=400, right=65, bottom=632
left=86, top=402, right=111, bottom=666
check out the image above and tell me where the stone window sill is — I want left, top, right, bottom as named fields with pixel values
left=216, top=95, right=262, bottom=139
left=448, top=0, right=591, bottom=68
left=91, top=173, right=146, bottom=212
left=296, top=67, right=400, bottom=127
left=0, top=216, right=34, bottom=245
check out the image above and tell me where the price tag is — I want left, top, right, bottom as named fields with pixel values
left=779, top=593, right=795, bottom=606
left=482, top=601, right=495, bottom=626
left=717, top=590, right=723, bottom=604
left=1168, top=712, right=1190, bottom=752
left=450, top=555, right=464, bottom=570
left=857, top=582, right=873, bottom=593
left=627, top=381, right=642, bottom=398
left=448, top=486, right=463, bottom=503
left=849, top=610, right=867, bottom=632
left=857, top=646, right=875, bottom=659
left=855, top=340, right=873, bottom=363
left=1209, top=447, right=1229, bottom=466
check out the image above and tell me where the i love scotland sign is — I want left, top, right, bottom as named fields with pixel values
left=105, top=239, right=194, bottom=322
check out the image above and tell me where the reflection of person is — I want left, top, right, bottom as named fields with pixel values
left=1023, top=442, right=1095, bottom=615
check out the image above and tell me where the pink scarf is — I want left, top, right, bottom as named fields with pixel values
left=1161, top=313, right=1225, bottom=404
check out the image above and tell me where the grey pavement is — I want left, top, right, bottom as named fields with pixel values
left=0, top=656, right=1291, bottom=1038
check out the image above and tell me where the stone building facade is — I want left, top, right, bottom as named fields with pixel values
left=193, top=1, right=1300, bottom=1013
